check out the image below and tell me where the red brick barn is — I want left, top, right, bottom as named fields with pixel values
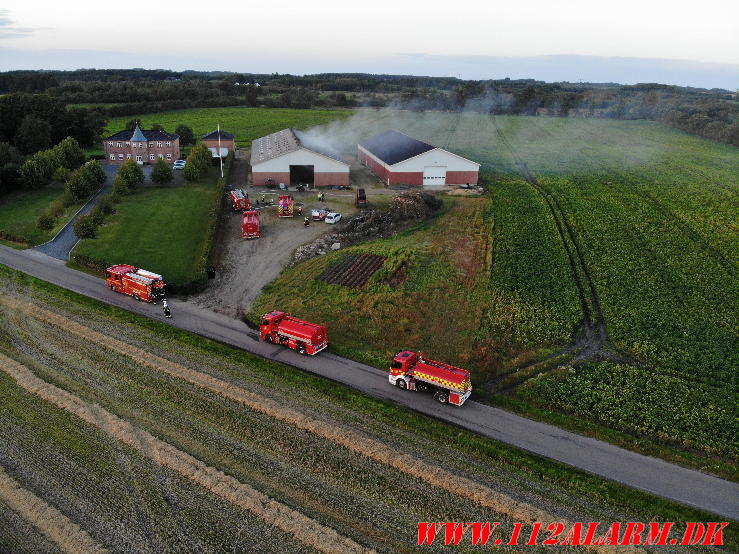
left=202, top=129, right=236, bottom=159
left=103, top=124, right=180, bottom=165
left=251, top=128, right=349, bottom=188
left=358, top=130, right=479, bottom=187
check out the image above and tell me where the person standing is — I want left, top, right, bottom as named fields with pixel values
left=163, top=299, right=172, bottom=319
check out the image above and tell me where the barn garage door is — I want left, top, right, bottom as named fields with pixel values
left=423, top=166, right=446, bottom=186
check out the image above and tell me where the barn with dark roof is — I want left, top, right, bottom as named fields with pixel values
left=251, top=128, right=349, bottom=187
left=358, top=130, right=479, bottom=187
left=103, top=124, right=180, bottom=165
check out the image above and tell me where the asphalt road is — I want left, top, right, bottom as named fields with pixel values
left=1, top=244, right=737, bottom=520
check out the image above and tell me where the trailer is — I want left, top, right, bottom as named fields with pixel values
left=106, top=264, right=166, bottom=303
left=229, top=189, right=250, bottom=211
left=277, top=195, right=294, bottom=217
left=242, top=210, right=260, bottom=239
left=389, top=351, right=472, bottom=406
left=260, top=311, right=328, bottom=355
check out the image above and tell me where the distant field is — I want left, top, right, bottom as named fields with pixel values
left=253, top=111, right=739, bottom=462
left=72, top=175, right=220, bottom=288
left=88, top=106, right=353, bottom=155
left=0, top=186, right=85, bottom=248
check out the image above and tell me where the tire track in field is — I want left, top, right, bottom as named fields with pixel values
left=489, top=116, right=632, bottom=390
left=0, top=351, right=371, bottom=554
left=0, top=463, right=107, bottom=554
left=2, top=296, right=644, bottom=554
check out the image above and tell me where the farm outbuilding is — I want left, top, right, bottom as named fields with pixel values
left=358, top=130, right=480, bottom=187
left=202, top=129, right=235, bottom=158
left=251, top=128, right=349, bottom=188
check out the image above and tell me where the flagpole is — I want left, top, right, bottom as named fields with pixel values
left=218, top=122, right=224, bottom=179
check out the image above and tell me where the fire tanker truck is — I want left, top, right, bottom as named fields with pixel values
left=229, top=189, right=250, bottom=211
left=389, top=351, right=472, bottom=406
left=242, top=210, right=260, bottom=239
left=260, top=311, right=328, bottom=355
left=277, top=195, right=294, bottom=217
left=106, top=264, right=166, bottom=303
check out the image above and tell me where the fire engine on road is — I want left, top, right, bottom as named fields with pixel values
left=389, top=351, right=472, bottom=406
left=106, top=264, right=166, bottom=303
left=260, top=311, right=328, bottom=355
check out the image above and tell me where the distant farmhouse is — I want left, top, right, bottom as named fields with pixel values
left=251, top=128, right=349, bottom=187
left=202, top=129, right=235, bottom=159
left=359, top=130, right=479, bottom=187
left=103, top=124, right=180, bottom=165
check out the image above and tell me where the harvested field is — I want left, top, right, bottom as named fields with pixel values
left=0, top=277, right=730, bottom=552
left=318, top=254, right=386, bottom=288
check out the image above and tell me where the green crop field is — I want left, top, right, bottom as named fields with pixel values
left=1, top=267, right=732, bottom=552
left=0, top=186, right=86, bottom=248
left=72, top=175, right=220, bottom=289
left=86, top=106, right=353, bottom=155
left=252, top=111, right=739, bottom=468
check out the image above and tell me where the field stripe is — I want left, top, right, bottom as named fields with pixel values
left=2, top=296, right=644, bottom=554
left=0, top=464, right=107, bottom=553
left=0, top=351, right=371, bottom=554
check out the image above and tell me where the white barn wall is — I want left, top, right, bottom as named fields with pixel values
left=252, top=149, right=348, bottom=173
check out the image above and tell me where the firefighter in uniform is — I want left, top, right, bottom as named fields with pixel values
left=163, top=299, right=172, bottom=319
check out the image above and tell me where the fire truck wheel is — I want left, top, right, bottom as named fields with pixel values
left=266, top=334, right=273, bottom=343
left=396, top=379, right=407, bottom=390
left=111, top=285, right=116, bottom=293
left=297, top=344, right=306, bottom=355
left=436, top=391, right=449, bottom=404
left=134, top=293, right=141, bottom=301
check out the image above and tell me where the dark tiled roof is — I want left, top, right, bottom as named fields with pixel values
left=359, top=130, right=435, bottom=165
left=202, top=129, right=235, bottom=140
left=105, top=129, right=179, bottom=141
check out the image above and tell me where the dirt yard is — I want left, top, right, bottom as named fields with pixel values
left=191, top=151, right=360, bottom=317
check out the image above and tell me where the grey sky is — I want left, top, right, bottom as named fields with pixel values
left=1, top=0, right=737, bottom=87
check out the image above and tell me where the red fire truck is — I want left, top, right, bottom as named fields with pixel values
left=260, top=311, right=328, bottom=355
left=277, top=195, right=294, bottom=217
left=242, top=210, right=260, bottom=239
left=229, top=189, right=250, bottom=211
left=106, top=264, right=166, bottom=303
left=389, top=351, right=472, bottom=406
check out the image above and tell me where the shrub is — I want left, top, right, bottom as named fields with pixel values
left=114, top=158, right=144, bottom=193
left=151, top=158, right=173, bottom=185
left=73, top=214, right=97, bottom=239
left=36, top=211, right=56, bottom=231
left=52, top=166, right=70, bottom=184
left=97, top=196, right=115, bottom=216
left=49, top=199, right=65, bottom=218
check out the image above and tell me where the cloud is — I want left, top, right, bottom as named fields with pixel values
left=0, top=9, right=42, bottom=40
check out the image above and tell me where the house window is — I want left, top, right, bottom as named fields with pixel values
left=166, top=153, right=172, bottom=160
left=109, top=154, right=115, bottom=160
left=166, top=141, right=171, bottom=147
left=158, top=154, right=164, bottom=159
left=116, top=142, right=121, bottom=148
left=136, top=155, right=142, bottom=162
left=118, top=154, right=124, bottom=160
left=157, top=142, right=162, bottom=147
left=149, top=142, right=155, bottom=147
left=108, top=141, right=113, bottom=147
left=125, top=142, right=130, bottom=146
left=150, top=154, right=156, bottom=160
left=127, top=154, right=131, bottom=159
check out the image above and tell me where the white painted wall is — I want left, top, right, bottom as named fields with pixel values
left=391, top=148, right=479, bottom=172
left=252, top=148, right=349, bottom=173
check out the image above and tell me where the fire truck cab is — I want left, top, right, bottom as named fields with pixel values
left=106, top=264, right=166, bottom=303
left=389, top=351, right=472, bottom=406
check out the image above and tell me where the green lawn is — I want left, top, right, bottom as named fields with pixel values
left=73, top=176, right=220, bottom=288
left=0, top=186, right=84, bottom=248
left=86, top=107, right=354, bottom=155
